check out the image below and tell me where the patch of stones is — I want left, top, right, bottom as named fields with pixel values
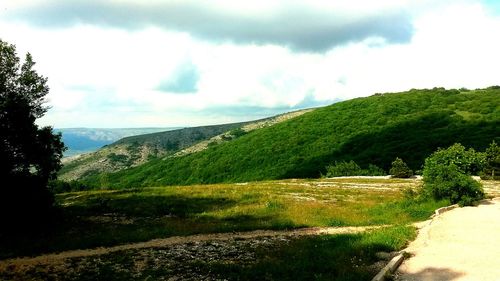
left=0, top=236, right=292, bottom=281
left=2, top=232, right=393, bottom=281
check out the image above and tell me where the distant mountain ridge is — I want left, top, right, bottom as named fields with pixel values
left=56, top=128, right=177, bottom=157
left=80, top=87, right=499, bottom=188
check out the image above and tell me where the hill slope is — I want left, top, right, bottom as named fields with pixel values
left=86, top=87, right=500, bottom=188
left=56, top=128, right=175, bottom=157
left=59, top=109, right=312, bottom=180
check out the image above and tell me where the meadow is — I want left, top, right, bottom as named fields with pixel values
left=0, top=177, right=447, bottom=260
left=4, top=177, right=499, bottom=280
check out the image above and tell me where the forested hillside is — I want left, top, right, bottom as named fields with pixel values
left=84, top=87, right=499, bottom=188
left=59, top=123, right=247, bottom=180
left=59, top=109, right=312, bottom=180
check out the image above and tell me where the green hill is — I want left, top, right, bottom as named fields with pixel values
left=58, top=123, right=249, bottom=180
left=85, top=87, right=499, bottom=188
left=59, top=109, right=312, bottom=181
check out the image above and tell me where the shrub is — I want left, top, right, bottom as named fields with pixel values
left=423, top=143, right=485, bottom=176
left=107, top=153, right=129, bottom=164
left=229, top=128, right=247, bottom=138
left=366, top=164, right=387, bottom=176
left=423, top=143, right=485, bottom=206
left=325, top=161, right=362, bottom=177
left=423, top=164, right=483, bottom=206
left=389, top=157, right=413, bottom=178
left=481, top=141, right=500, bottom=180
left=48, top=180, right=91, bottom=193
left=325, top=161, right=386, bottom=177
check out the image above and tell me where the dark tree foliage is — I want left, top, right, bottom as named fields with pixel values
left=324, top=160, right=386, bottom=177
left=0, top=39, right=65, bottom=230
left=389, top=157, right=413, bottom=178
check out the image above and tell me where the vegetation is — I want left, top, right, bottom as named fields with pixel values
left=82, top=87, right=499, bottom=189
left=58, top=110, right=313, bottom=181
left=58, top=122, right=251, bottom=180
left=325, top=161, right=386, bottom=177
left=482, top=141, right=500, bottom=180
left=0, top=178, right=447, bottom=259
left=0, top=39, right=65, bottom=231
left=49, top=179, right=90, bottom=193
left=228, top=127, right=247, bottom=138
left=390, top=157, right=413, bottom=178
left=422, top=143, right=485, bottom=205
left=1, top=226, right=416, bottom=281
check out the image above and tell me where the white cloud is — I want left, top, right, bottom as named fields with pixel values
left=0, top=0, right=498, bottom=128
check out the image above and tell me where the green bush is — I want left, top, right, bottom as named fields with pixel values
left=423, top=164, right=483, bottom=206
left=366, top=164, right=387, bottom=176
left=389, top=157, right=413, bottom=178
left=229, top=128, right=247, bottom=138
left=48, top=180, right=93, bottom=193
left=107, top=153, right=129, bottom=164
left=325, top=161, right=362, bottom=177
left=423, top=143, right=485, bottom=206
left=325, top=161, right=386, bottom=177
left=481, top=141, right=500, bottom=180
left=423, top=143, right=485, bottom=176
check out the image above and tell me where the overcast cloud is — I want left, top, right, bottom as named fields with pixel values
left=0, top=0, right=499, bottom=128
left=5, top=0, right=415, bottom=52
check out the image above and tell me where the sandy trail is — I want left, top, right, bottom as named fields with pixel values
left=397, top=197, right=500, bottom=281
left=0, top=225, right=381, bottom=270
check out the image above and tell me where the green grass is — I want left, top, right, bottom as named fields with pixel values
left=0, top=178, right=447, bottom=259
left=84, top=87, right=500, bottom=188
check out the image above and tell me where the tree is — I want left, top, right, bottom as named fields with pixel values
left=325, top=160, right=362, bottom=177
left=422, top=143, right=485, bottom=206
left=481, top=141, right=500, bottom=180
left=389, top=157, right=413, bottom=178
left=0, top=39, right=65, bottom=229
left=423, top=143, right=485, bottom=176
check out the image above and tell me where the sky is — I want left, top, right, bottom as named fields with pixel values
left=1, top=0, right=499, bottom=128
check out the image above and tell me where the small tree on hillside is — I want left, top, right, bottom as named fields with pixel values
left=0, top=39, right=65, bottom=230
left=389, top=157, right=413, bottom=178
left=481, top=141, right=500, bottom=180
left=422, top=143, right=485, bottom=206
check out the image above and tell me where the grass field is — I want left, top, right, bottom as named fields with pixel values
left=0, top=178, right=448, bottom=259
left=4, top=178, right=499, bottom=280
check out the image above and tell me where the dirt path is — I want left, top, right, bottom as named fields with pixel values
left=0, top=225, right=381, bottom=270
left=397, top=197, right=500, bottom=281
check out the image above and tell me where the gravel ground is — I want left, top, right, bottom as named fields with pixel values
left=0, top=226, right=381, bottom=281
left=0, top=236, right=289, bottom=281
